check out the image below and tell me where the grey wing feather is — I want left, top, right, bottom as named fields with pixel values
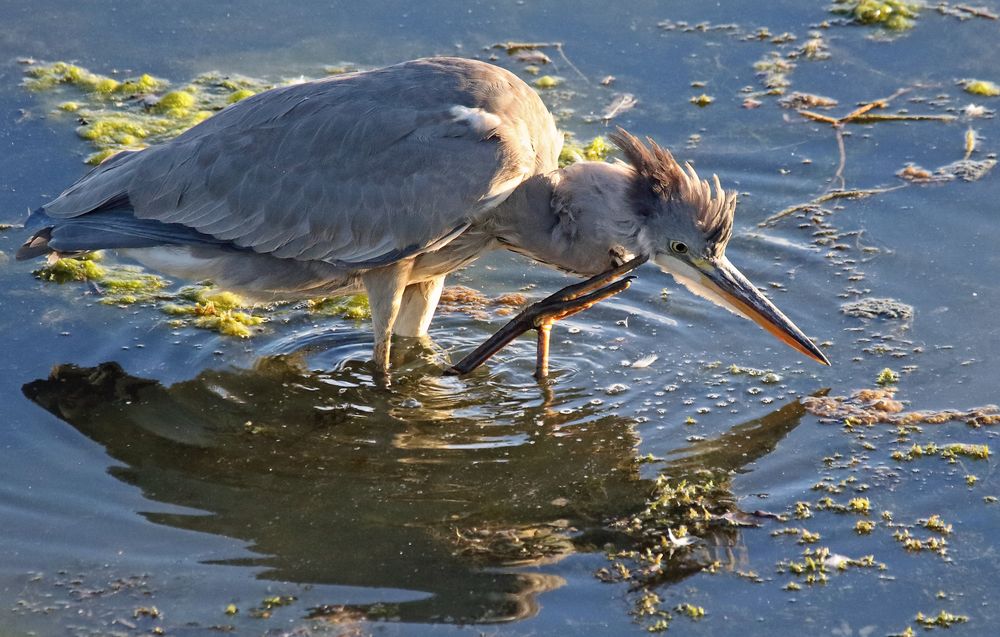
left=42, top=58, right=554, bottom=267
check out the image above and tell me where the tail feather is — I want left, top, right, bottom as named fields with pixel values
left=16, top=227, right=54, bottom=260
left=15, top=205, right=235, bottom=261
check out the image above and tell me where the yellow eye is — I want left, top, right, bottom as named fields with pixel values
left=670, top=241, right=689, bottom=255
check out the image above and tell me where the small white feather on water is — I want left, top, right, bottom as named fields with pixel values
left=626, top=354, right=658, bottom=369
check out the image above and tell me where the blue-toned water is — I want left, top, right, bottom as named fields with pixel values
left=2, top=2, right=999, bottom=635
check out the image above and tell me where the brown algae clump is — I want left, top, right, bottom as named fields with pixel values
left=804, top=387, right=1000, bottom=426
left=831, top=0, right=921, bottom=30
left=438, top=286, right=527, bottom=319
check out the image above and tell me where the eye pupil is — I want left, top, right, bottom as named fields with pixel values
left=671, top=241, right=688, bottom=254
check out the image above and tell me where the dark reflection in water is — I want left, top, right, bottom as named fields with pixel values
left=22, top=358, right=813, bottom=625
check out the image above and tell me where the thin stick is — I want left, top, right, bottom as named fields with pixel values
left=830, top=127, right=847, bottom=192
left=956, top=4, right=999, bottom=19
left=492, top=41, right=589, bottom=83
left=848, top=113, right=957, bottom=123
left=759, top=186, right=906, bottom=227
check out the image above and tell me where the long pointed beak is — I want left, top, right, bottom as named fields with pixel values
left=696, top=257, right=830, bottom=366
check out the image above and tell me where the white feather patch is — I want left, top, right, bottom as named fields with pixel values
left=449, top=105, right=502, bottom=135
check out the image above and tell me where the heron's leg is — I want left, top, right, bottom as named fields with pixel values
left=447, top=255, right=647, bottom=378
left=361, top=260, right=414, bottom=374
left=393, top=275, right=445, bottom=338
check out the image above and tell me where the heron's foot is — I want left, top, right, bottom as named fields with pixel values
left=446, top=256, right=647, bottom=379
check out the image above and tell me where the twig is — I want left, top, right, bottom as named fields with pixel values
left=956, top=4, right=999, bottom=19
left=759, top=186, right=906, bottom=227
left=492, top=41, right=589, bottom=83
left=848, top=113, right=957, bottom=123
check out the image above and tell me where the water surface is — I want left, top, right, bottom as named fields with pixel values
left=2, top=2, right=999, bottom=635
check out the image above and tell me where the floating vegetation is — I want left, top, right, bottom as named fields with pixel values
left=307, top=294, right=371, bottom=320
left=21, top=61, right=282, bottom=164
left=830, top=0, right=922, bottom=30
left=753, top=52, right=795, bottom=95
left=962, top=79, right=1000, bottom=96
left=779, top=92, right=838, bottom=109
left=447, top=523, right=574, bottom=565
left=559, top=135, right=613, bottom=165
left=891, top=442, right=991, bottom=462
left=805, top=387, right=1000, bottom=427
left=34, top=253, right=169, bottom=305
left=690, top=94, right=714, bottom=107
left=533, top=75, right=561, bottom=89
left=162, top=286, right=266, bottom=337
left=438, top=286, right=528, bottom=320
left=841, top=297, right=914, bottom=320
left=893, top=528, right=949, bottom=556
left=899, top=157, right=997, bottom=183
left=915, top=610, right=969, bottom=628
left=777, top=546, right=880, bottom=586
left=876, top=367, right=900, bottom=385
left=248, top=595, right=297, bottom=620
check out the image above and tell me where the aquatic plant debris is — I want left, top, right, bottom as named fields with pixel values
left=307, top=295, right=371, bottom=320
left=162, top=286, right=266, bottom=337
left=804, top=387, right=1000, bottom=426
left=34, top=253, right=168, bottom=306
left=559, top=134, right=612, bottom=166
left=437, top=286, right=528, bottom=320
left=831, top=0, right=922, bottom=30
left=841, top=297, right=914, bottom=320
left=962, top=79, right=1000, bottom=96
left=21, top=61, right=282, bottom=164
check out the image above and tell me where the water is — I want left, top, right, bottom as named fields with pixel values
left=2, top=2, right=999, bottom=635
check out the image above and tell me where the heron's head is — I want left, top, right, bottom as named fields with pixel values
left=610, top=129, right=829, bottom=365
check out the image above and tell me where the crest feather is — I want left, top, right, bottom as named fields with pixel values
left=609, top=127, right=735, bottom=256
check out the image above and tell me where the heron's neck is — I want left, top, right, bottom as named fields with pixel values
left=492, top=162, right=639, bottom=276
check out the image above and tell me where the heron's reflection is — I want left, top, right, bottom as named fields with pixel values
left=23, top=358, right=814, bottom=625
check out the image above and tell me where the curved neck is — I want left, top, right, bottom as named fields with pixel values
left=492, top=162, right=640, bottom=276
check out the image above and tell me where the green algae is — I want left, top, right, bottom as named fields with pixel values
left=34, top=254, right=106, bottom=283
left=876, top=367, right=899, bottom=385
left=34, top=252, right=266, bottom=335
left=690, top=94, right=714, bottom=107
left=307, top=294, right=371, bottom=320
left=23, top=62, right=165, bottom=97
left=153, top=90, right=197, bottom=115
left=558, top=134, right=612, bottom=166
left=33, top=254, right=169, bottom=305
left=831, top=0, right=922, bottom=30
left=21, top=61, right=280, bottom=166
left=915, top=610, right=968, bottom=628
left=962, top=79, right=1000, bottom=97
left=227, top=88, right=256, bottom=103
left=533, top=75, right=561, bottom=89
left=891, top=441, right=991, bottom=462
left=162, top=287, right=266, bottom=337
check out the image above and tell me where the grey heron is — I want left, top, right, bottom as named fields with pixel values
left=16, top=56, right=830, bottom=377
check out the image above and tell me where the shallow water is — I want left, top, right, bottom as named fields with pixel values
left=2, top=2, right=1000, bottom=635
